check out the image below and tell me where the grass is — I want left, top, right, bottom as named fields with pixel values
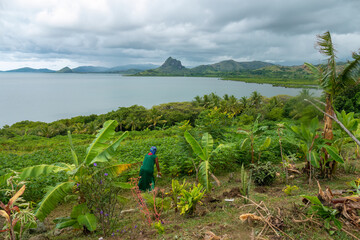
left=223, top=77, right=318, bottom=88
left=1, top=126, right=359, bottom=239
left=30, top=165, right=360, bottom=240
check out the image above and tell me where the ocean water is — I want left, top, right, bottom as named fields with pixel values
left=0, top=73, right=320, bottom=127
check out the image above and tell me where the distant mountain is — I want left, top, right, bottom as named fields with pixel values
left=57, top=67, right=73, bottom=73
left=135, top=57, right=316, bottom=82
left=54, top=64, right=159, bottom=73
left=72, top=66, right=109, bottom=73
left=191, top=60, right=274, bottom=74
left=137, top=57, right=189, bottom=76
left=6, top=67, right=55, bottom=73
left=108, top=64, right=158, bottom=72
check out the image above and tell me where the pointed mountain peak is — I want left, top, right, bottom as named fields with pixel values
left=57, top=67, right=73, bottom=73
left=160, top=57, right=185, bottom=70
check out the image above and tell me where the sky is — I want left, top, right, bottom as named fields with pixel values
left=0, top=0, right=360, bottom=70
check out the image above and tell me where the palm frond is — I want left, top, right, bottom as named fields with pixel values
left=337, top=51, right=360, bottom=91
left=84, top=120, right=117, bottom=165
left=304, top=62, right=325, bottom=83
left=35, top=181, right=75, bottom=221
left=89, top=131, right=129, bottom=165
left=317, top=31, right=336, bottom=58
left=316, top=31, right=337, bottom=91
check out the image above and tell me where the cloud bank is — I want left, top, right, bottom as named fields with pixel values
left=0, top=0, right=359, bottom=70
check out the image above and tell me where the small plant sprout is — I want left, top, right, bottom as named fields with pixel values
left=282, top=185, right=299, bottom=196
left=239, top=164, right=251, bottom=203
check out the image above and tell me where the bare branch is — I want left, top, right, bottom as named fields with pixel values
left=312, top=98, right=326, bottom=106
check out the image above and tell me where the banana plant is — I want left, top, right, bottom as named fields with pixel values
left=285, top=117, right=343, bottom=180
left=53, top=203, right=97, bottom=232
left=333, top=110, right=359, bottom=158
left=0, top=120, right=131, bottom=225
left=184, top=131, right=221, bottom=192
left=238, top=115, right=271, bottom=163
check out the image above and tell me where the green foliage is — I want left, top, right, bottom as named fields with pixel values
left=178, top=183, right=205, bottom=216
left=347, top=178, right=360, bottom=195
left=334, top=84, right=360, bottom=113
left=184, top=131, right=221, bottom=192
left=251, top=162, right=277, bottom=186
left=303, top=195, right=342, bottom=231
left=54, top=203, right=97, bottom=232
left=342, top=161, right=357, bottom=174
left=0, top=120, right=131, bottom=224
left=35, top=182, right=75, bottom=221
left=237, top=114, right=254, bottom=125
left=152, top=220, right=165, bottom=234
left=77, top=213, right=97, bottom=232
left=239, top=164, right=251, bottom=203
left=285, top=117, right=344, bottom=177
left=142, top=192, right=172, bottom=215
left=195, top=107, right=231, bottom=139
left=282, top=185, right=299, bottom=196
left=171, top=179, right=189, bottom=213
left=283, top=89, right=320, bottom=121
left=238, top=115, right=272, bottom=163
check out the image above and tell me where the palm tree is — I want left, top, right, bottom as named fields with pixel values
left=147, top=108, right=166, bottom=129
left=125, top=113, right=140, bottom=131
left=250, top=91, right=262, bottom=108
left=240, top=96, right=248, bottom=109
left=305, top=31, right=360, bottom=175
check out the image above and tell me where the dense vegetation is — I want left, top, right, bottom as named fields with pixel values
left=1, top=32, right=360, bottom=239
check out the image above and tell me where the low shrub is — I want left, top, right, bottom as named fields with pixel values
left=251, top=162, right=277, bottom=186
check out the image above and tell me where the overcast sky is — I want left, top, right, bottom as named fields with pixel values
left=0, top=0, right=359, bottom=70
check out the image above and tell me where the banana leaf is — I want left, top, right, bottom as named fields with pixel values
left=84, top=120, right=117, bottom=165
left=19, top=165, right=68, bottom=179
left=90, top=131, right=129, bottom=165
left=184, top=131, right=205, bottom=160
left=35, top=181, right=75, bottom=221
left=77, top=213, right=97, bottom=232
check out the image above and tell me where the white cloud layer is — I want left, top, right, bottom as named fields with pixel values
left=0, top=0, right=359, bottom=70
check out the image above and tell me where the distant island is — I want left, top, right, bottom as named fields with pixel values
left=1, top=64, right=159, bottom=74
left=1, top=57, right=329, bottom=88
left=135, top=57, right=318, bottom=88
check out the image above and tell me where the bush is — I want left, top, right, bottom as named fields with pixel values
left=251, top=162, right=277, bottom=186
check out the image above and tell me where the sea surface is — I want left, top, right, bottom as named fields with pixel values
left=0, top=73, right=320, bottom=127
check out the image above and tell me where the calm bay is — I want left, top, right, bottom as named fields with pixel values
left=0, top=73, right=320, bottom=127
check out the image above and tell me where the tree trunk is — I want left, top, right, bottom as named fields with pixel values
left=323, top=94, right=334, bottom=140
left=323, top=94, right=334, bottom=177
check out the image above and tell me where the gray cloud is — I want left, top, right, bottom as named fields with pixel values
left=0, top=0, right=359, bottom=70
